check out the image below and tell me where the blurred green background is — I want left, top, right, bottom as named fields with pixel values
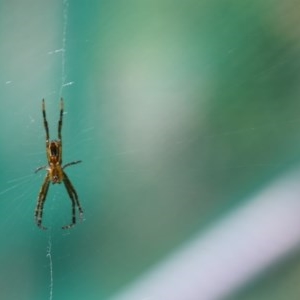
left=1, top=0, right=300, bottom=299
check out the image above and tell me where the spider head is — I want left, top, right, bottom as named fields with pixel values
left=49, top=141, right=61, bottom=159
left=50, top=142, right=58, bottom=156
left=47, top=141, right=62, bottom=166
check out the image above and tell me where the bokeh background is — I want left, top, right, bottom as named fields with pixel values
left=1, top=0, right=300, bottom=299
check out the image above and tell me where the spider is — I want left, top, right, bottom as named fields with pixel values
left=35, top=98, right=83, bottom=230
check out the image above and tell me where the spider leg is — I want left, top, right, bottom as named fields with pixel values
left=58, top=98, right=64, bottom=141
left=34, top=165, right=47, bottom=173
left=35, top=173, right=50, bottom=230
left=63, top=160, right=82, bottom=169
left=62, top=171, right=83, bottom=229
left=42, top=99, right=49, bottom=144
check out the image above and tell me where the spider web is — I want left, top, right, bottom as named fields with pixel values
left=1, top=1, right=300, bottom=300
left=46, top=1, right=69, bottom=299
left=0, top=1, right=88, bottom=299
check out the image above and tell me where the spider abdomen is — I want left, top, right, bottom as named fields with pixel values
left=49, top=165, right=64, bottom=184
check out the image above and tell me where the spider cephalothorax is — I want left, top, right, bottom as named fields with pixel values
left=35, top=99, right=83, bottom=230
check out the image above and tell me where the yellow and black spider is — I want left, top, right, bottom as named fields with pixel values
left=35, top=98, right=83, bottom=230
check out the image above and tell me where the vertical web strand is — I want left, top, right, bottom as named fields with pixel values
left=47, top=231, right=53, bottom=300
left=46, top=2, right=69, bottom=300
left=59, top=0, right=69, bottom=97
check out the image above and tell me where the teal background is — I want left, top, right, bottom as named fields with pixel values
left=1, top=0, right=300, bottom=299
